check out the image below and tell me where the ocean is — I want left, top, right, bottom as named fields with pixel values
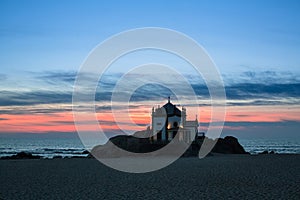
left=239, top=138, right=300, bottom=154
left=0, top=134, right=299, bottom=158
left=0, top=134, right=87, bottom=158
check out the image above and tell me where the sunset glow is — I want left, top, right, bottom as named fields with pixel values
left=0, top=0, right=299, bottom=140
left=1, top=102, right=299, bottom=136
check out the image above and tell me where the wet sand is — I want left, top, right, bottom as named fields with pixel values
left=1, top=154, right=299, bottom=200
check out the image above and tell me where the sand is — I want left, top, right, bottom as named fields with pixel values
left=1, top=154, right=299, bottom=200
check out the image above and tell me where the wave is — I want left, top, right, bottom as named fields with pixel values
left=0, top=147, right=89, bottom=158
left=1, top=137, right=299, bottom=158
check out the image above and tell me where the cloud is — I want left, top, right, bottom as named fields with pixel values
left=0, top=90, right=72, bottom=106
left=36, top=71, right=77, bottom=84
left=0, top=106, right=72, bottom=115
left=226, top=99, right=300, bottom=106
left=200, top=120, right=300, bottom=128
left=0, top=70, right=299, bottom=107
left=46, top=119, right=148, bottom=127
left=226, top=83, right=300, bottom=100
left=1, top=82, right=299, bottom=107
left=225, top=70, right=300, bottom=85
left=95, top=104, right=142, bottom=112
left=34, top=70, right=121, bottom=90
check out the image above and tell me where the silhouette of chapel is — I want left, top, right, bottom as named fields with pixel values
left=151, top=97, right=198, bottom=143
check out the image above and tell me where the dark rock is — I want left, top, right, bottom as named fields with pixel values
left=259, top=150, right=269, bottom=154
left=81, top=150, right=89, bottom=154
left=53, top=155, right=63, bottom=159
left=1, top=152, right=41, bottom=159
left=109, top=134, right=164, bottom=153
left=258, top=150, right=275, bottom=155
left=212, top=136, right=248, bottom=154
left=80, top=150, right=94, bottom=158
left=70, top=156, right=83, bottom=158
left=87, top=153, right=94, bottom=158
left=14, top=152, right=41, bottom=159
left=91, top=133, right=249, bottom=158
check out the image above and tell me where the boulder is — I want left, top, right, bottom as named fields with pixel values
left=259, top=150, right=275, bottom=155
left=81, top=150, right=89, bottom=154
left=53, top=155, right=63, bottom=159
left=259, top=150, right=269, bottom=155
left=212, top=136, right=248, bottom=154
left=1, top=152, right=41, bottom=159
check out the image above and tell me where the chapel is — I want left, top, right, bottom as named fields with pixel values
left=151, top=97, right=199, bottom=143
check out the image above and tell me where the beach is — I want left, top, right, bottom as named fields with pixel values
left=1, top=154, right=299, bottom=200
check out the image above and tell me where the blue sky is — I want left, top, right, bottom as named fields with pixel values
left=1, top=0, right=300, bottom=73
left=0, top=0, right=300, bottom=139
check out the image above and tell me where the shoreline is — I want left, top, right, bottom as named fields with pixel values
left=1, top=149, right=300, bottom=160
left=1, top=136, right=299, bottom=159
left=1, top=150, right=300, bottom=160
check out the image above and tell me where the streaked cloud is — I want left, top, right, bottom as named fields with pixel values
left=0, top=90, right=72, bottom=106
left=1, top=70, right=299, bottom=107
left=0, top=69, right=299, bottom=136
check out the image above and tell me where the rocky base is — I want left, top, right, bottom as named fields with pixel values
left=1, top=152, right=41, bottom=159
left=91, top=133, right=249, bottom=158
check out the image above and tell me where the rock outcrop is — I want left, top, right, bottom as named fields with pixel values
left=1, top=152, right=41, bottom=159
left=212, top=136, right=248, bottom=154
left=259, top=150, right=275, bottom=155
left=91, top=132, right=249, bottom=158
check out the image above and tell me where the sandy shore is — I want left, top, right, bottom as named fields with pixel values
left=1, top=154, right=299, bottom=200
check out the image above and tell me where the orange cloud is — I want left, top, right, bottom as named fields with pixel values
left=0, top=104, right=299, bottom=134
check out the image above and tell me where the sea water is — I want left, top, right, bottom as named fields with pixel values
left=239, top=138, right=300, bottom=154
left=0, top=134, right=86, bottom=158
left=1, top=134, right=300, bottom=158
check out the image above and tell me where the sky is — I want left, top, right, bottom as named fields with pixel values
left=0, top=0, right=300, bottom=139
